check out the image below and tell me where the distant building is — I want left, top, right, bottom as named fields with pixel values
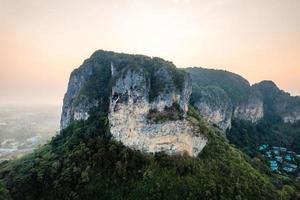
left=284, top=155, right=293, bottom=161
left=269, top=160, right=278, bottom=171
left=273, top=150, right=280, bottom=155
left=266, top=151, right=272, bottom=158
left=275, top=156, right=283, bottom=163
left=258, top=144, right=269, bottom=151
left=283, top=164, right=298, bottom=173
left=271, top=166, right=278, bottom=171
left=287, top=151, right=294, bottom=154
left=280, top=147, right=287, bottom=152
left=286, top=164, right=297, bottom=169
left=257, top=144, right=300, bottom=178
left=273, top=146, right=280, bottom=150
left=283, top=167, right=294, bottom=173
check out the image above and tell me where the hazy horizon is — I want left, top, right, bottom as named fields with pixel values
left=1, top=0, right=300, bottom=105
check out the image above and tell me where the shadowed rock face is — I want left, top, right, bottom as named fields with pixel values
left=187, top=68, right=300, bottom=131
left=60, top=66, right=93, bottom=129
left=253, top=81, right=300, bottom=123
left=187, top=67, right=264, bottom=130
left=192, top=91, right=264, bottom=130
left=61, top=50, right=207, bottom=156
left=233, top=95, right=264, bottom=123
left=191, top=86, right=233, bottom=130
left=60, top=58, right=112, bottom=130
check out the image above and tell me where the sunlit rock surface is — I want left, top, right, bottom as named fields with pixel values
left=109, top=67, right=206, bottom=156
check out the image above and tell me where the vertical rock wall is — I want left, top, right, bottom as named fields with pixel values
left=108, top=67, right=207, bottom=156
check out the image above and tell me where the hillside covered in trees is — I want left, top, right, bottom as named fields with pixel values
left=1, top=51, right=300, bottom=200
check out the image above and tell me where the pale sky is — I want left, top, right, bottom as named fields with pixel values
left=0, top=0, right=299, bottom=105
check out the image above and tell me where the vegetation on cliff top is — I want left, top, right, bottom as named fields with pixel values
left=147, top=103, right=183, bottom=123
left=186, top=67, right=252, bottom=105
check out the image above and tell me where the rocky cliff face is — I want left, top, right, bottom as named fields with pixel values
left=188, top=69, right=300, bottom=131
left=233, top=95, right=264, bottom=123
left=193, top=101, right=232, bottom=130
left=191, top=86, right=233, bottom=130
left=253, top=81, right=300, bottom=123
left=61, top=51, right=207, bottom=156
left=109, top=67, right=206, bottom=156
left=187, top=67, right=264, bottom=130
left=60, top=56, right=111, bottom=129
left=192, top=94, right=264, bottom=130
left=60, top=65, right=94, bottom=129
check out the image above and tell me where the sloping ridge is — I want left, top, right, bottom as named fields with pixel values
left=187, top=67, right=300, bottom=130
left=187, top=67, right=264, bottom=130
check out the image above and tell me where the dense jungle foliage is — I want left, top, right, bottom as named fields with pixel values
left=0, top=108, right=299, bottom=200
left=186, top=67, right=252, bottom=105
left=227, top=116, right=300, bottom=155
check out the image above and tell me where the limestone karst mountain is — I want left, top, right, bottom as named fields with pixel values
left=61, top=50, right=207, bottom=156
left=0, top=50, right=299, bottom=200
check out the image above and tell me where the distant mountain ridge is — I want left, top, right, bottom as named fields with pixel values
left=253, top=81, right=300, bottom=123
left=187, top=67, right=300, bottom=130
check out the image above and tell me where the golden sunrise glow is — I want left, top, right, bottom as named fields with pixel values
left=0, top=0, right=299, bottom=105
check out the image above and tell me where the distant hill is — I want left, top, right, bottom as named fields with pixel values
left=253, top=80, right=300, bottom=122
left=187, top=67, right=252, bottom=105
left=187, top=67, right=300, bottom=130
left=186, top=67, right=264, bottom=130
left=186, top=67, right=300, bottom=156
